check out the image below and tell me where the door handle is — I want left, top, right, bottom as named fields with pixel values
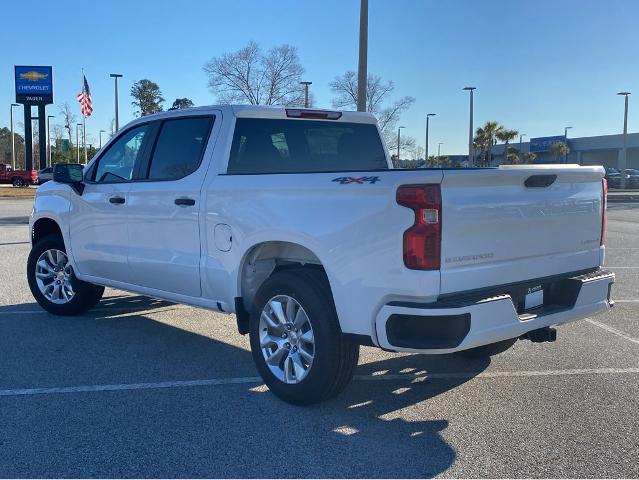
left=175, top=198, right=196, bottom=206
left=109, top=196, right=125, bottom=204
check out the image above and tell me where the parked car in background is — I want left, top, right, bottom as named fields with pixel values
left=607, top=167, right=639, bottom=189
left=0, top=163, right=38, bottom=187
left=38, top=167, right=54, bottom=183
left=626, top=169, right=639, bottom=189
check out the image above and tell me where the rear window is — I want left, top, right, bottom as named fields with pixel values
left=227, top=118, right=388, bottom=174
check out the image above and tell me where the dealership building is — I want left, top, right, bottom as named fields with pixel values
left=491, top=132, right=639, bottom=169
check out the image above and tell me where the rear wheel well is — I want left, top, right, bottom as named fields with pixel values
left=32, top=218, right=63, bottom=245
left=236, top=241, right=328, bottom=334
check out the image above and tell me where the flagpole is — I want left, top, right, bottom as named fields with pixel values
left=82, top=68, right=88, bottom=164
left=83, top=115, right=87, bottom=163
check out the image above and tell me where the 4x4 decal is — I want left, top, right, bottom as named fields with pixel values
left=332, top=176, right=381, bottom=185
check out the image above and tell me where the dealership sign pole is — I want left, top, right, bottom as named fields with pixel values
left=14, top=66, right=54, bottom=170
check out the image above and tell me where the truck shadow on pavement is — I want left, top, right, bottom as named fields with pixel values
left=0, top=294, right=491, bottom=478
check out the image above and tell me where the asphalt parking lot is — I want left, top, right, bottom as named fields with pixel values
left=0, top=198, right=638, bottom=478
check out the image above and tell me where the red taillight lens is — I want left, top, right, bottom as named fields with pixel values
left=31, top=171, right=38, bottom=180
left=601, top=178, right=607, bottom=246
left=397, top=184, right=442, bottom=270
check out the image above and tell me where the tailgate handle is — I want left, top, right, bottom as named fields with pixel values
left=524, top=174, right=557, bottom=188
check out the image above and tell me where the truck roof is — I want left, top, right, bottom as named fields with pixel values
left=130, top=105, right=378, bottom=125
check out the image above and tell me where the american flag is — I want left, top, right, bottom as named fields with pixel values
left=76, top=75, right=93, bottom=117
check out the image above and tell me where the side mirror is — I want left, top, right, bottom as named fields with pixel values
left=53, top=163, right=84, bottom=195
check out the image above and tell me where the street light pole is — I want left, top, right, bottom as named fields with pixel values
left=110, top=73, right=123, bottom=132
left=519, top=133, right=526, bottom=162
left=397, top=126, right=405, bottom=162
left=563, top=126, right=572, bottom=163
left=463, top=87, right=476, bottom=165
left=99, top=130, right=106, bottom=149
left=300, top=81, right=312, bottom=108
left=618, top=92, right=631, bottom=189
left=76, top=123, right=82, bottom=163
left=425, top=113, right=436, bottom=161
left=357, top=0, right=368, bottom=112
left=10, top=103, right=19, bottom=170
left=47, top=115, right=55, bottom=167
left=437, top=143, right=444, bottom=167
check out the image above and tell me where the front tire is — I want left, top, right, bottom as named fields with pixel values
left=27, top=234, right=104, bottom=316
left=249, top=269, right=359, bottom=405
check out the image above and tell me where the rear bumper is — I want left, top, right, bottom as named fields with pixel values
left=375, top=269, right=615, bottom=353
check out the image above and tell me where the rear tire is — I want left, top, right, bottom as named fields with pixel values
left=249, top=269, right=359, bottom=405
left=27, top=234, right=104, bottom=316
left=457, top=337, right=517, bottom=358
left=12, top=177, right=25, bottom=187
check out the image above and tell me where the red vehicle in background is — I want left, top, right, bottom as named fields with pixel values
left=0, top=164, right=39, bottom=187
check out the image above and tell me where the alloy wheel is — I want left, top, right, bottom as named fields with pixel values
left=259, top=295, right=315, bottom=384
left=35, top=249, right=75, bottom=304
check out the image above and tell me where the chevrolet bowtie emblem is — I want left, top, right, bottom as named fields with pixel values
left=19, top=71, right=48, bottom=81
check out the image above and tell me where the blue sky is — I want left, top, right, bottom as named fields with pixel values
left=1, top=0, right=638, bottom=154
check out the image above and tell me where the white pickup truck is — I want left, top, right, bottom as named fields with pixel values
left=28, top=105, right=614, bottom=404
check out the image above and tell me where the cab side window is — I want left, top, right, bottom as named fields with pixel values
left=93, top=125, right=149, bottom=183
left=146, top=117, right=213, bottom=181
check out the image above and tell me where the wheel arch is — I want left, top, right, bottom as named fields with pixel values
left=235, top=240, right=333, bottom=334
left=32, top=217, right=64, bottom=245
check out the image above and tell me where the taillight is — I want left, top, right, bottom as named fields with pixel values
left=601, top=178, right=607, bottom=246
left=31, top=171, right=37, bottom=180
left=396, top=184, right=442, bottom=270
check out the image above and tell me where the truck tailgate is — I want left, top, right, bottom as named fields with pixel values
left=439, top=165, right=605, bottom=294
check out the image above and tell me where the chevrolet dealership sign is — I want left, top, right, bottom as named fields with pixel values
left=15, top=65, right=53, bottom=104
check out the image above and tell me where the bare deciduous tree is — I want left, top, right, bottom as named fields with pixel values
left=52, top=124, right=65, bottom=144
left=387, top=134, right=416, bottom=156
left=58, top=102, right=76, bottom=144
left=203, top=41, right=306, bottom=106
left=330, top=71, right=415, bottom=145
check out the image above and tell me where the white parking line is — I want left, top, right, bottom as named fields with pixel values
left=0, top=305, right=189, bottom=316
left=1, top=367, right=638, bottom=397
left=586, top=319, right=639, bottom=345
left=0, top=377, right=262, bottom=397
left=359, top=367, right=639, bottom=381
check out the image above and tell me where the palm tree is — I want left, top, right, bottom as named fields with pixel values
left=496, top=128, right=519, bottom=165
left=473, top=121, right=503, bottom=166
left=549, top=142, right=570, bottom=163
left=523, top=152, right=537, bottom=164
left=506, top=146, right=520, bottom=164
